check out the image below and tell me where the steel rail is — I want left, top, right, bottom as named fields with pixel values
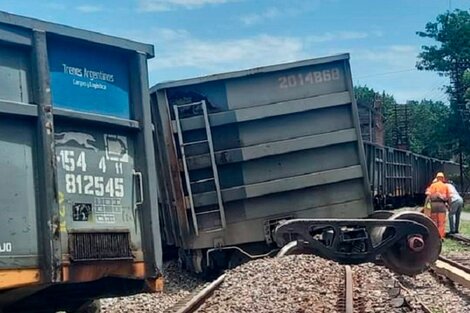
left=395, top=280, right=433, bottom=313
left=173, top=274, right=225, bottom=313
left=431, top=256, right=470, bottom=289
left=448, top=233, right=470, bottom=245
left=344, top=265, right=353, bottom=313
left=438, top=255, right=470, bottom=274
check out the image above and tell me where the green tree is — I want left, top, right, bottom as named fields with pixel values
left=354, top=86, right=397, bottom=145
left=407, top=100, right=453, bottom=159
left=464, top=69, right=470, bottom=103
left=416, top=9, right=470, bottom=153
left=354, top=86, right=453, bottom=160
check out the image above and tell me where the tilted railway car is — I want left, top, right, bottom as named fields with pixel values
left=0, top=11, right=162, bottom=313
left=364, top=142, right=460, bottom=210
left=151, top=54, right=375, bottom=273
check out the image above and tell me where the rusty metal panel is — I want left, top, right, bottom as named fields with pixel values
left=152, top=54, right=373, bottom=249
left=69, top=231, right=132, bottom=261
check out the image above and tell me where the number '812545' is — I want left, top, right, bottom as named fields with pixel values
left=278, top=68, right=340, bottom=89
left=65, top=173, right=124, bottom=198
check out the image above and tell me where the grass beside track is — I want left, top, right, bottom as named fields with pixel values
left=463, top=204, right=470, bottom=213
left=442, top=220, right=470, bottom=253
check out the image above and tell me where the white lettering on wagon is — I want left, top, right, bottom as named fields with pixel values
left=0, top=242, right=12, bottom=253
left=278, top=68, right=341, bottom=89
left=62, top=64, right=114, bottom=83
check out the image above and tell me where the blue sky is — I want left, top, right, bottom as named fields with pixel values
left=1, top=0, right=469, bottom=103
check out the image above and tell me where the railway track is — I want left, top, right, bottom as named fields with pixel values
left=447, top=232, right=470, bottom=245
left=431, top=255, right=470, bottom=289
left=169, top=265, right=364, bottom=313
left=344, top=266, right=353, bottom=313
left=163, top=246, right=470, bottom=313
left=335, top=265, right=355, bottom=313
left=394, top=280, right=433, bottom=313
left=392, top=252, right=470, bottom=312
left=165, top=274, right=225, bottom=313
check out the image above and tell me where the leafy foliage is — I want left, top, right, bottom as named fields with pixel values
left=417, top=9, right=470, bottom=155
left=354, top=10, right=470, bottom=161
left=464, top=69, right=470, bottom=104
left=416, top=9, right=470, bottom=73
left=406, top=100, right=454, bottom=159
left=354, top=86, right=453, bottom=160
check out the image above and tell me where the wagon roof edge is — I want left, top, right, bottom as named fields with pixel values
left=150, top=53, right=350, bottom=92
left=0, top=10, right=154, bottom=57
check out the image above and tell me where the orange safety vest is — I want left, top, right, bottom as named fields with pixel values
left=425, top=181, right=450, bottom=202
left=425, top=181, right=449, bottom=239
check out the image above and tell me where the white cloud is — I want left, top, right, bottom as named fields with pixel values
left=75, top=5, right=104, bottom=13
left=147, top=28, right=305, bottom=72
left=138, top=0, right=237, bottom=12
left=122, top=27, right=305, bottom=82
left=349, top=45, right=450, bottom=103
left=117, top=26, right=430, bottom=102
left=239, top=2, right=321, bottom=26
left=240, top=7, right=281, bottom=26
left=119, top=27, right=386, bottom=83
left=307, top=31, right=373, bottom=43
left=352, top=45, right=418, bottom=67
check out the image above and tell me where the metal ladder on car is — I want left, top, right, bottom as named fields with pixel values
left=173, top=100, right=226, bottom=235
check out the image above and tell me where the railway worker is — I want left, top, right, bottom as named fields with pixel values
left=446, top=180, right=464, bottom=234
left=425, top=172, right=450, bottom=239
left=423, top=178, right=438, bottom=217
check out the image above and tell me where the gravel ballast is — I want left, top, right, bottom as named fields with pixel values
left=396, top=270, right=470, bottom=313
left=100, top=255, right=470, bottom=313
left=197, top=255, right=344, bottom=313
left=101, top=261, right=204, bottom=313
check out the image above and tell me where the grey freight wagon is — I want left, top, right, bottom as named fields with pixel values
left=0, top=11, right=161, bottom=313
left=151, top=54, right=374, bottom=272
left=364, top=142, right=461, bottom=210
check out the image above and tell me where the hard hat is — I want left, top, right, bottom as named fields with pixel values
left=436, top=172, right=445, bottom=178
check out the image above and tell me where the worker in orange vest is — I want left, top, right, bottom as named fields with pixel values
left=425, top=172, right=450, bottom=239
left=422, top=178, right=437, bottom=217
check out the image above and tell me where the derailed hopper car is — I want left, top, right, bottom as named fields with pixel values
left=0, top=11, right=161, bottom=313
left=152, top=55, right=443, bottom=277
left=151, top=54, right=375, bottom=272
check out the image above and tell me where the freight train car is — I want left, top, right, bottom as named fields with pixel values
left=0, top=11, right=161, bottom=313
left=364, top=142, right=460, bottom=210
left=151, top=54, right=375, bottom=273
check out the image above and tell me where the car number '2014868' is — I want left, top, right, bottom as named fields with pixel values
left=278, top=68, right=340, bottom=89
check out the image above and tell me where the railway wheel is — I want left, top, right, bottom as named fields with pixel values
left=369, top=210, right=394, bottom=248
left=380, top=212, right=441, bottom=276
